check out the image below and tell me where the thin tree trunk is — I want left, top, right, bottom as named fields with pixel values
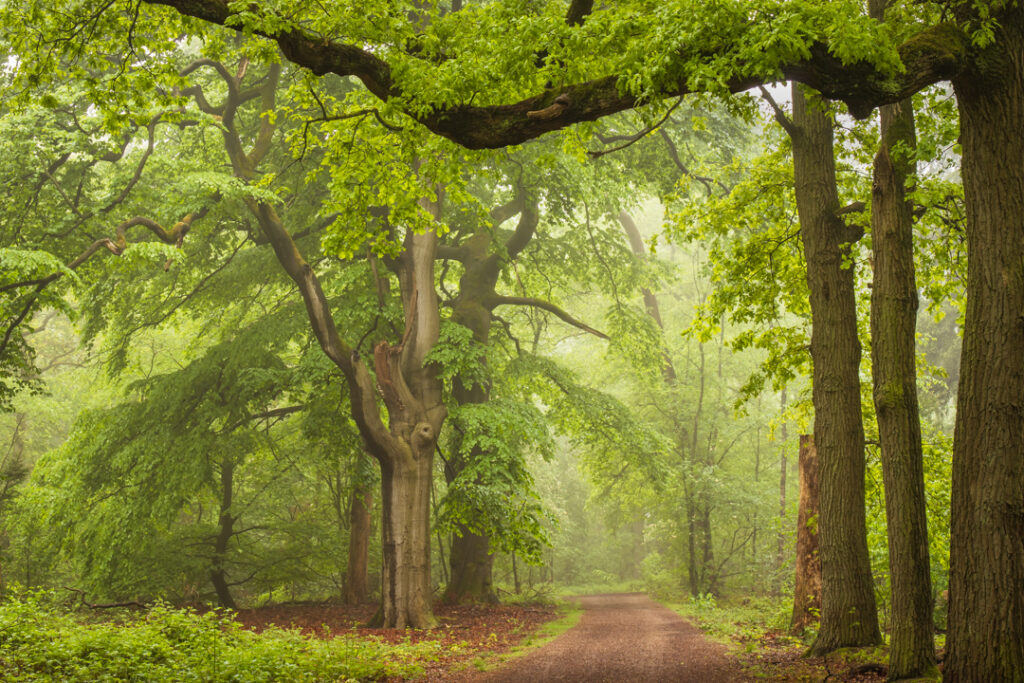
left=775, top=388, right=788, bottom=596
left=343, top=482, right=373, bottom=605
left=791, top=435, right=821, bottom=634
left=211, top=456, right=237, bottom=610
left=791, top=83, right=881, bottom=653
left=945, top=13, right=1024, bottom=680
left=865, top=15, right=935, bottom=670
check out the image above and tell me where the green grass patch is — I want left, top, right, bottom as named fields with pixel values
left=0, top=590, right=439, bottom=681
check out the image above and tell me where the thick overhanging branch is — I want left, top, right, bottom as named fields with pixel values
left=487, top=294, right=608, bottom=339
left=144, top=1, right=969, bottom=148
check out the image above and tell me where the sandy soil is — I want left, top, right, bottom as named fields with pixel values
left=467, top=593, right=751, bottom=682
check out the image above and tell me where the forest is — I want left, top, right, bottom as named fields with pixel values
left=0, top=0, right=1021, bottom=681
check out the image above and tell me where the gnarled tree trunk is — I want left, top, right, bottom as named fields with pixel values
left=438, top=198, right=539, bottom=604
left=179, top=59, right=448, bottom=628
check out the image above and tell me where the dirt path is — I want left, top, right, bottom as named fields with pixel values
left=470, top=593, right=750, bottom=682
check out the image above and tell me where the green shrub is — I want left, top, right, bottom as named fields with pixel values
left=0, top=590, right=437, bottom=681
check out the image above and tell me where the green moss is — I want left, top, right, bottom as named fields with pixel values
left=898, top=23, right=970, bottom=71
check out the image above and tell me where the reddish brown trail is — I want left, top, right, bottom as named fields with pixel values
left=469, top=593, right=750, bottom=682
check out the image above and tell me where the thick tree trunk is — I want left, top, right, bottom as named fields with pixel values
left=791, top=84, right=881, bottom=654
left=343, top=483, right=373, bottom=605
left=791, top=435, right=821, bottom=634
left=438, top=200, right=539, bottom=604
left=946, top=15, right=1024, bottom=681
left=869, top=93, right=935, bottom=678
left=443, top=281, right=498, bottom=604
left=375, top=436, right=437, bottom=629
left=444, top=530, right=496, bottom=604
left=188, top=65, right=446, bottom=629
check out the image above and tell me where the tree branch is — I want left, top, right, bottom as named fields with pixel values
left=144, top=1, right=970, bottom=148
left=504, top=196, right=540, bottom=260
left=758, top=85, right=797, bottom=137
left=588, top=98, right=683, bottom=158
left=487, top=294, right=608, bottom=339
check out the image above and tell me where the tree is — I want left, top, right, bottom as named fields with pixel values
left=787, top=84, right=880, bottom=652
left=9, top=2, right=1024, bottom=671
left=867, top=2, right=935, bottom=677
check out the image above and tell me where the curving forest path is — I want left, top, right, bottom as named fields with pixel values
left=470, top=593, right=750, bottom=682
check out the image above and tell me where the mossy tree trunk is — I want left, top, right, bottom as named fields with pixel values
left=790, top=83, right=881, bottom=654
left=865, top=6, right=936, bottom=669
left=945, top=11, right=1024, bottom=680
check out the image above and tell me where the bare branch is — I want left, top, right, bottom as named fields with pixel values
left=758, top=85, right=798, bottom=137
left=588, top=98, right=683, bottom=158
left=487, top=294, right=608, bottom=339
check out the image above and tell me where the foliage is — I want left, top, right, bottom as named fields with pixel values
left=0, top=590, right=436, bottom=682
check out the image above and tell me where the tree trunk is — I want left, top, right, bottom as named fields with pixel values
left=791, top=435, right=821, bottom=634
left=438, top=199, right=539, bottom=604
left=946, top=14, right=1024, bottom=680
left=775, top=388, right=788, bottom=596
left=444, top=530, right=496, bottom=604
left=868, top=78, right=935, bottom=678
left=374, top=435, right=437, bottom=629
left=211, top=456, right=237, bottom=610
left=686, top=492, right=699, bottom=596
left=343, top=482, right=373, bottom=605
left=183, top=66, right=446, bottom=629
left=791, top=84, right=881, bottom=654
left=443, top=280, right=498, bottom=604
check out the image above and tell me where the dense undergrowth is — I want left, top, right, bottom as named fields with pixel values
left=0, top=590, right=438, bottom=682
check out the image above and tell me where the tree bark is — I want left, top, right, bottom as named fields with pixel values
left=375, top=433, right=437, bottom=628
left=211, top=456, right=237, bottom=610
left=945, top=13, right=1024, bottom=680
left=775, top=389, right=788, bottom=596
left=343, top=482, right=373, bottom=605
left=444, top=530, right=496, bottom=604
left=866, top=29, right=935, bottom=674
left=791, top=83, right=881, bottom=654
left=791, top=435, right=821, bottom=634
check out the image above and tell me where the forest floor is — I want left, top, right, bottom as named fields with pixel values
left=233, top=600, right=564, bottom=681
left=233, top=594, right=892, bottom=681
